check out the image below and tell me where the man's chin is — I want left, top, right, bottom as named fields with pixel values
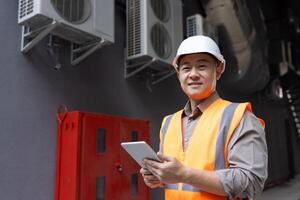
left=189, top=92, right=211, bottom=101
left=189, top=95, right=206, bottom=101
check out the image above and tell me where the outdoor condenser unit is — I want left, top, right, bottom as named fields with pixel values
left=186, top=14, right=219, bottom=44
left=125, top=0, right=183, bottom=84
left=18, top=0, right=114, bottom=65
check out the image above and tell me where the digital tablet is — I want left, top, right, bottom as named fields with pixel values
left=121, top=141, right=161, bottom=167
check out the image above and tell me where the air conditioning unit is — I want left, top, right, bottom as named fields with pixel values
left=186, top=14, right=219, bottom=44
left=125, top=0, right=183, bottom=84
left=18, top=0, right=114, bottom=65
left=187, top=14, right=204, bottom=37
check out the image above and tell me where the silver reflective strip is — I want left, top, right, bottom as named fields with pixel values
left=166, top=183, right=178, bottom=190
left=182, top=183, right=202, bottom=192
left=214, top=103, right=239, bottom=170
left=160, top=114, right=173, bottom=153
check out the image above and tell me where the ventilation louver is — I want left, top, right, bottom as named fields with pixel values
left=19, top=0, right=34, bottom=19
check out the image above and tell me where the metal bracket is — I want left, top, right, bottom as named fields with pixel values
left=21, top=20, right=58, bottom=53
left=125, top=57, right=175, bottom=88
left=46, top=34, right=62, bottom=70
left=71, top=38, right=107, bottom=65
left=125, top=58, right=156, bottom=79
left=150, top=69, right=176, bottom=85
left=20, top=19, right=106, bottom=66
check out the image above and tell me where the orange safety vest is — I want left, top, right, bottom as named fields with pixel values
left=159, top=99, right=265, bottom=200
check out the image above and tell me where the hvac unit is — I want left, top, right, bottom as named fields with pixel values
left=186, top=14, right=219, bottom=44
left=126, top=0, right=183, bottom=85
left=187, top=14, right=204, bottom=37
left=18, top=0, right=114, bottom=65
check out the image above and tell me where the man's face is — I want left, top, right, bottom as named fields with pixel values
left=177, top=53, right=224, bottom=100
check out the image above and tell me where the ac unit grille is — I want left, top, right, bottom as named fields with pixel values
left=19, top=0, right=34, bottom=19
left=187, top=17, right=196, bottom=37
left=127, top=0, right=141, bottom=57
left=150, top=0, right=170, bottom=22
left=150, top=23, right=171, bottom=59
left=51, top=0, right=91, bottom=24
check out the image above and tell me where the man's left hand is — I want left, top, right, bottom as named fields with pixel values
left=143, top=152, right=187, bottom=184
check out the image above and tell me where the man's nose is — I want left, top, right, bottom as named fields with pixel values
left=189, top=67, right=200, bottom=78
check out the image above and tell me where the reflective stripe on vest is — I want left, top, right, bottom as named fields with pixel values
left=160, top=114, right=174, bottom=153
left=215, top=103, right=239, bottom=170
left=166, top=183, right=178, bottom=190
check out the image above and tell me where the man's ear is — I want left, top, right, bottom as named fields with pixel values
left=216, top=62, right=225, bottom=80
left=175, top=66, right=180, bottom=77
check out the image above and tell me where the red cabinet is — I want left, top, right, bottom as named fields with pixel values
left=55, top=111, right=151, bottom=200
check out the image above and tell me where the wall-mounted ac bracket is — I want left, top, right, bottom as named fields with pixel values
left=70, top=38, right=107, bottom=65
left=21, top=20, right=58, bottom=53
left=125, top=58, right=175, bottom=87
left=21, top=19, right=108, bottom=66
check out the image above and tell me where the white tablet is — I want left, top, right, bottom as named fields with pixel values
left=121, top=141, right=161, bottom=167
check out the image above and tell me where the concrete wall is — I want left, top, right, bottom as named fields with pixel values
left=0, top=2, right=186, bottom=199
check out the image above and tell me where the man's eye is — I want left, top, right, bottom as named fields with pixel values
left=197, top=65, right=207, bottom=70
left=180, top=66, right=190, bottom=71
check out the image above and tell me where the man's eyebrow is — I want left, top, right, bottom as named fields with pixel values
left=179, top=61, right=190, bottom=65
left=196, top=59, right=209, bottom=63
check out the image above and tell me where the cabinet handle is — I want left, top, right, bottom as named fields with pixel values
left=115, top=162, right=123, bottom=172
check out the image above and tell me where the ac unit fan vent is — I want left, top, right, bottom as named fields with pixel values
left=127, top=0, right=141, bottom=57
left=51, top=0, right=91, bottom=24
left=19, top=0, right=34, bottom=19
left=150, top=0, right=170, bottom=22
left=150, top=23, right=172, bottom=59
left=187, top=17, right=197, bottom=37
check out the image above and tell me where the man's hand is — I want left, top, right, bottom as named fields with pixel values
left=140, top=167, right=163, bottom=188
left=143, top=152, right=187, bottom=184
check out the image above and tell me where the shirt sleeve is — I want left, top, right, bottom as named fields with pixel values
left=216, top=111, right=268, bottom=200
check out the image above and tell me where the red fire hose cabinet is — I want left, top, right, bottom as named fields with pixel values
left=55, top=111, right=151, bottom=200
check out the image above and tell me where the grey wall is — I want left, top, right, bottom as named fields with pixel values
left=0, top=2, right=186, bottom=200
left=1, top=2, right=300, bottom=200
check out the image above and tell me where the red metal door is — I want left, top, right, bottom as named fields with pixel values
left=119, top=118, right=151, bottom=200
left=80, top=114, right=121, bottom=200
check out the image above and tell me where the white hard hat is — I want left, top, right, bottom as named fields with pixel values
left=172, top=35, right=226, bottom=70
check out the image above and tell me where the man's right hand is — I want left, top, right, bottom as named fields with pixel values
left=140, top=167, right=164, bottom=188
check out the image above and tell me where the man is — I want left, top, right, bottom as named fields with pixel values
left=140, top=35, right=268, bottom=200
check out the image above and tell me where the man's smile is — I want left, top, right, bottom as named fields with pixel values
left=188, top=82, right=203, bottom=86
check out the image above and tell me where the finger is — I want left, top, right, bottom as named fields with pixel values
left=141, top=160, right=147, bottom=168
left=145, top=181, right=162, bottom=189
left=144, top=174, right=159, bottom=181
left=144, top=177, right=160, bottom=183
left=140, top=168, right=152, bottom=175
left=157, top=152, right=172, bottom=162
left=144, top=159, right=163, bottom=169
left=144, top=176, right=161, bottom=184
left=146, top=165, right=161, bottom=179
left=144, top=179, right=161, bottom=186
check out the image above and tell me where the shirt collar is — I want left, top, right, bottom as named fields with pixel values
left=183, top=92, right=220, bottom=119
